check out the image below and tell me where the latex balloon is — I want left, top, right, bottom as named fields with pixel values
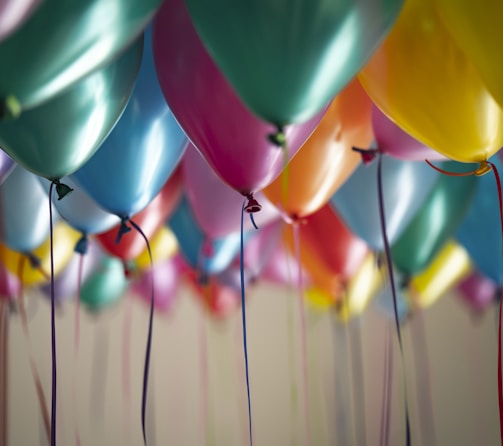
left=0, top=150, right=14, bottom=184
left=371, top=105, right=446, bottom=161
left=263, top=78, right=373, bottom=220
left=79, top=256, right=128, bottom=312
left=0, top=261, right=20, bottom=299
left=134, top=227, right=178, bottom=272
left=359, top=0, right=503, bottom=163
left=0, top=0, right=161, bottom=114
left=436, top=0, right=503, bottom=110
left=0, top=0, right=40, bottom=42
left=0, top=222, right=80, bottom=286
left=182, top=145, right=280, bottom=238
left=410, top=241, right=471, bottom=309
left=331, top=156, right=438, bottom=251
left=96, top=169, right=183, bottom=261
left=0, top=165, right=53, bottom=252
left=391, top=162, right=477, bottom=276
left=457, top=270, right=498, bottom=313
left=0, top=38, right=142, bottom=180
left=72, top=34, right=187, bottom=217
left=39, top=176, right=120, bottom=236
left=185, top=0, right=403, bottom=126
left=152, top=0, right=324, bottom=195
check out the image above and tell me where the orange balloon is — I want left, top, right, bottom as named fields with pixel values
left=263, top=78, right=373, bottom=220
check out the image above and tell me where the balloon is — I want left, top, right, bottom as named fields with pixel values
left=457, top=270, right=498, bottom=313
left=134, top=227, right=178, bottom=272
left=152, top=0, right=324, bottom=195
left=0, top=38, right=142, bottom=180
left=0, top=222, right=80, bottom=286
left=0, top=0, right=40, bottom=42
left=410, top=241, right=471, bottom=309
left=371, top=105, right=446, bottom=161
left=263, top=78, right=373, bottom=220
left=185, top=0, right=403, bottom=126
left=436, top=0, right=503, bottom=110
left=182, top=145, right=280, bottom=238
left=0, top=261, right=20, bottom=299
left=95, top=169, right=183, bottom=261
left=359, top=0, right=503, bottom=163
left=391, top=162, right=477, bottom=276
left=72, top=34, right=187, bottom=217
left=0, top=149, right=14, bottom=184
left=79, top=256, right=128, bottom=312
left=0, top=0, right=161, bottom=114
left=331, top=156, right=438, bottom=251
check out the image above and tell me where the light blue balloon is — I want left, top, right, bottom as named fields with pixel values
left=331, top=156, right=438, bottom=251
left=456, top=156, right=502, bottom=285
left=373, top=273, right=410, bottom=323
left=168, top=196, right=247, bottom=275
left=72, top=30, right=188, bottom=218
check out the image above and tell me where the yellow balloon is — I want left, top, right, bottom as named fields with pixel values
left=305, top=287, right=335, bottom=312
left=359, top=0, right=503, bottom=162
left=0, top=222, right=81, bottom=286
left=410, top=240, right=471, bottom=308
left=134, top=227, right=178, bottom=272
left=437, top=0, right=503, bottom=109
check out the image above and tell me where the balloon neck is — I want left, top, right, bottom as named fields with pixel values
left=26, top=252, right=41, bottom=270
left=52, top=179, right=74, bottom=200
left=375, top=252, right=386, bottom=270
left=115, top=218, right=132, bottom=244
left=244, top=193, right=262, bottom=213
left=352, top=147, right=378, bottom=165
left=400, top=275, right=411, bottom=290
left=0, top=95, right=21, bottom=120
left=74, top=235, right=89, bottom=255
left=267, top=125, right=286, bottom=148
left=475, top=161, right=491, bottom=176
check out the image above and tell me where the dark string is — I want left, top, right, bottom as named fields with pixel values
left=249, top=212, right=259, bottom=230
left=74, top=253, right=84, bottom=446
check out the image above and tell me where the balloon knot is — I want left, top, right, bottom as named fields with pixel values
left=0, top=95, right=21, bottom=120
left=267, top=125, right=286, bottom=148
left=74, top=234, right=88, bottom=255
left=52, top=179, right=74, bottom=200
left=375, top=252, right=386, bottom=270
left=352, top=147, right=378, bottom=165
left=115, top=218, right=132, bottom=244
left=26, top=252, right=41, bottom=269
left=122, top=260, right=137, bottom=279
left=400, top=275, right=411, bottom=290
left=244, top=193, right=262, bottom=213
left=475, top=161, right=491, bottom=176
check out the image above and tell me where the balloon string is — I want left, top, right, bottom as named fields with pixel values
left=377, top=154, right=411, bottom=445
left=122, top=296, right=133, bottom=445
left=379, top=323, right=389, bottom=446
left=384, top=323, right=393, bottom=446
left=16, top=256, right=51, bottom=443
left=425, top=159, right=491, bottom=177
left=128, top=219, right=154, bottom=445
left=240, top=200, right=253, bottom=446
left=0, top=300, right=8, bottom=446
left=293, top=223, right=311, bottom=446
left=73, top=254, right=84, bottom=446
left=249, top=212, right=259, bottom=230
left=199, top=307, right=208, bottom=446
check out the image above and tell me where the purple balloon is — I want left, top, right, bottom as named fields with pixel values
left=0, top=262, right=20, bottom=300
left=0, top=0, right=40, bottom=41
left=457, top=270, right=497, bottom=313
left=0, top=149, right=15, bottom=185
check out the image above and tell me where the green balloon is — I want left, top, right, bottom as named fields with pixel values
left=0, top=37, right=143, bottom=180
left=185, top=0, right=403, bottom=126
left=80, top=257, right=128, bottom=311
left=0, top=0, right=161, bottom=115
left=390, top=162, right=477, bottom=277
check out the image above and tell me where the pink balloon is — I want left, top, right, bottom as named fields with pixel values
left=183, top=145, right=280, bottom=238
left=457, top=270, right=497, bottom=313
left=152, top=0, right=324, bottom=196
left=0, top=262, right=20, bottom=300
left=0, top=0, right=40, bottom=41
left=372, top=105, right=446, bottom=161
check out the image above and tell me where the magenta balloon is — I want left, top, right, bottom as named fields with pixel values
left=0, top=262, right=20, bottom=299
left=0, top=0, right=40, bottom=41
left=372, top=105, right=446, bottom=161
left=183, top=145, right=280, bottom=238
left=152, top=0, right=324, bottom=195
left=457, top=270, right=497, bottom=313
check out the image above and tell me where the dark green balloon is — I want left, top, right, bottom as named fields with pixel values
left=0, top=0, right=161, bottom=115
left=391, top=162, right=478, bottom=276
left=0, top=37, right=143, bottom=180
left=186, top=0, right=404, bottom=125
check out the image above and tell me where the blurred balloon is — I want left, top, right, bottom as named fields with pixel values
left=391, top=162, right=477, bottom=276
left=0, top=222, right=80, bottom=286
left=263, top=79, right=373, bottom=220
left=0, top=165, right=51, bottom=252
left=152, top=0, right=324, bottom=195
left=185, top=0, right=403, bottom=125
left=359, top=0, right=503, bottom=163
left=134, top=227, right=178, bottom=272
left=96, top=169, right=183, bottom=261
left=0, top=37, right=143, bottom=179
left=331, top=156, right=438, bottom=251
left=72, top=34, right=187, bottom=217
left=410, top=241, right=471, bottom=309
left=182, top=145, right=280, bottom=238
left=0, top=261, right=20, bottom=299
left=79, top=256, right=128, bottom=312
left=0, top=0, right=161, bottom=114
left=0, top=0, right=40, bottom=42
left=0, top=150, right=14, bottom=184
left=457, top=269, right=498, bottom=313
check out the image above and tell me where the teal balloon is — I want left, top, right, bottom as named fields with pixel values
left=0, top=0, right=161, bottom=114
left=391, top=162, right=477, bottom=276
left=80, top=256, right=128, bottom=311
left=185, top=0, right=403, bottom=125
left=0, top=37, right=143, bottom=180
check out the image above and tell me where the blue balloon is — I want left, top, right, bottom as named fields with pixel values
left=168, top=196, right=247, bottom=275
left=456, top=156, right=502, bottom=284
left=331, top=156, right=438, bottom=251
left=72, top=30, right=188, bottom=218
